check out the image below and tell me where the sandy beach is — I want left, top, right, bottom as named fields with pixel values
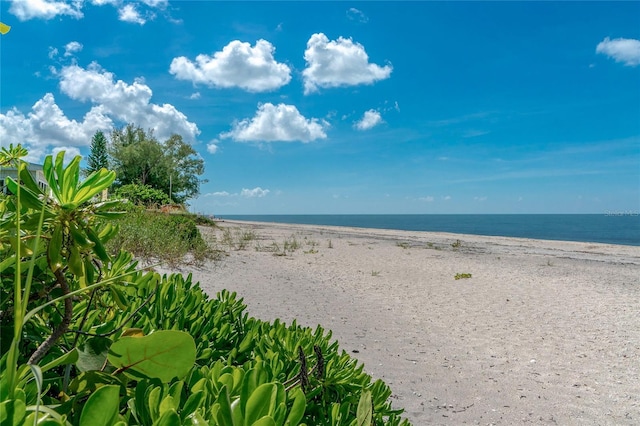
left=166, top=220, right=640, bottom=425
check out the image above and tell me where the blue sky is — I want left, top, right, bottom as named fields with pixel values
left=1, top=1, right=639, bottom=214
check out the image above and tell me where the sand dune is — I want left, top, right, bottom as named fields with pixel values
left=166, top=220, right=640, bottom=425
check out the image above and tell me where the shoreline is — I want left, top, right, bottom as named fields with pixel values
left=214, top=214, right=640, bottom=248
left=220, top=219, right=640, bottom=264
left=167, top=220, right=640, bottom=424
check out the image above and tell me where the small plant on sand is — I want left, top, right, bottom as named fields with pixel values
left=372, top=270, right=381, bottom=277
left=396, top=242, right=410, bottom=249
left=454, top=273, right=472, bottom=280
left=451, top=239, right=463, bottom=249
left=283, top=234, right=301, bottom=252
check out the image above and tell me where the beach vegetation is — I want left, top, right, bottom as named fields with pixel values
left=451, top=239, right=463, bottom=249
left=107, top=209, right=215, bottom=266
left=396, top=241, right=410, bottom=249
left=454, top=273, right=472, bottom=280
left=371, top=270, right=381, bottom=277
left=113, top=183, right=172, bottom=208
left=328, top=239, right=333, bottom=249
left=221, top=227, right=257, bottom=251
left=0, top=145, right=411, bottom=426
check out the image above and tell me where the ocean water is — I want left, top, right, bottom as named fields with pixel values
left=220, top=214, right=640, bottom=247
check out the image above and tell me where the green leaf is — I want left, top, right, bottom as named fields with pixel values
left=48, top=225, right=63, bottom=271
left=0, top=399, right=26, bottom=426
left=245, top=383, right=277, bottom=425
left=154, top=409, right=181, bottom=426
left=251, top=417, right=277, bottom=426
left=108, top=330, right=196, bottom=383
left=40, top=348, right=78, bottom=373
left=186, top=411, right=208, bottom=425
left=356, top=390, right=372, bottom=426
left=43, top=154, right=62, bottom=201
left=284, top=388, right=305, bottom=426
left=79, top=384, right=120, bottom=426
left=5, top=177, right=43, bottom=211
left=77, top=338, right=110, bottom=372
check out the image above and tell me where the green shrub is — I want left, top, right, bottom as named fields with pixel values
left=113, top=183, right=172, bottom=207
left=107, top=210, right=212, bottom=266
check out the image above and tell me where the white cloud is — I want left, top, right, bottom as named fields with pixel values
left=91, top=0, right=119, bottom=5
left=64, top=41, right=83, bottom=57
left=207, top=140, right=219, bottom=154
left=419, top=196, right=435, bottom=202
left=302, top=33, right=392, bottom=94
left=474, top=196, right=488, bottom=202
left=48, top=47, right=59, bottom=59
left=9, top=0, right=83, bottom=21
left=205, top=188, right=270, bottom=198
left=346, top=8, right=368, bottom=23
left=140, top=0, right=168, bottom=7
left=0, top=93, right=113, bottom=161
left=443, top=195, right=451, bottom=201
left=58, top=62, right=200, bottom=141
left=596, top=37, right=640, bottom=67
left=355, top=109, right=383, bottom=130
left=170, top=39, right=291, bottom=92
left=118, top=4, right=145, bottom=25
left=189, top=92, right=201, bottom=100
left=221, top=103, right=327, bottom=143
left=52, top=146, right=82, bottom=164
left=241, top=187, right=270, bottom=198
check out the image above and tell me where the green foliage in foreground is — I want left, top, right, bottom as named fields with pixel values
left=0, top=145, right=411, bottom=425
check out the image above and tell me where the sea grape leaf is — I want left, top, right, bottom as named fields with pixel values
left=108, top=330, right=196, bottom=383
left=284, top=388, right=306, bottom=426
left=79, top=384, right=120, bottom=426
left=77, top=338, right=111, bottom=372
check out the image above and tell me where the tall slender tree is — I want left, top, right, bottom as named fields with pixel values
left=85, top=131, right=110, bottom=175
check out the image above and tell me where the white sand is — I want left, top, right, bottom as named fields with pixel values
left=167, top=220, right=640, bottom=425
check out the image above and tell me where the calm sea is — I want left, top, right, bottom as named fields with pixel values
left=220, top=214, right=640, bottom=247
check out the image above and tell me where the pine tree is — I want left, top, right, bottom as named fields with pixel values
left=86, top=131, right=110, bottom=175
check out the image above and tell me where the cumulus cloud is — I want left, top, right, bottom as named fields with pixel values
left=9, top=0, right=83, bottom=21
left=0, top=93, right=113, bottom=161
left=302, top=33, right=392, bottom=94
left=170, top=40, right=291, bottom=92
left=59, top=62, right=199, bottom=141
left=221, top=103, right=327, bottom=143
left=64, top=41, right=83, bottom=56
left=118, top=4, right=145, bottom=24
left=596, top=37, right=640, bottom=67
left=354, top=109, right=383, bottom=130
left=241, top=187, right=270, bottom=198
left=189, top=92, right=201, bottom=100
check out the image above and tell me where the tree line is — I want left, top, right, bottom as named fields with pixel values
left=86, top=124, right=205, bottom=204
